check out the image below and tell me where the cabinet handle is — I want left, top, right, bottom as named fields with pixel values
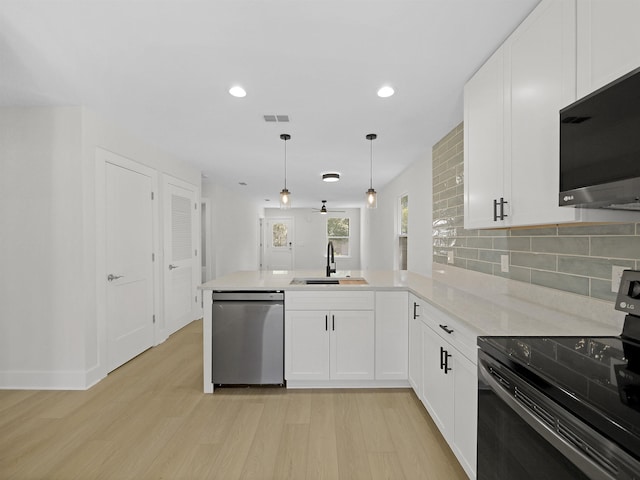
left=439, top=324, right=454, bottom=334
left=499, top=197, right=508, bottom=220
left=325, top=315, right=328, bottom=331
left=440, top=346, right=452, bottom=374
left=493, top=197, right=509, bottom=221
left=332, top=314, right=335, bottom=331
left=413, top=302, right=420, bottom=319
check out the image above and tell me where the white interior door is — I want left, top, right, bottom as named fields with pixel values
left=264, top=218, right=294, bottom=270
left=164, top=176, right=199, bottom=336
left=106, top=161, right=155, bottom=372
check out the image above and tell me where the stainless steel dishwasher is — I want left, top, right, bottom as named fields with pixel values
left=212, top=291, right=284, bottom=387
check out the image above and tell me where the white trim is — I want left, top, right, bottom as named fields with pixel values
left=0, top=370, right=97, bottom=391
left=285, top=379, right=410, bottom=389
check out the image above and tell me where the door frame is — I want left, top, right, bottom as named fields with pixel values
left=95, top=147, right=161, bottom=382
left=162, top=174, right=201, bottom=336
left=263, top=216, right=295, bottom=271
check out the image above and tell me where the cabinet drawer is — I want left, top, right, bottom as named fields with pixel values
left=285, top=290, right=374, bottom=311
left=420, top=301, right=477, bottom=364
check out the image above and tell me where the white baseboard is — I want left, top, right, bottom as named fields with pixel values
left=0, top=369, right=93, bottom=390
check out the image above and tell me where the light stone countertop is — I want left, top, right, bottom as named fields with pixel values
left=199, top=264, right=625, bottom=338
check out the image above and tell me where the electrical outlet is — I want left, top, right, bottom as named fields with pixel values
left=612, top=265, right=627, bottom=293
left=500, top=255, right=509, bottom=273
left=447, top=250, right=454, bottom=264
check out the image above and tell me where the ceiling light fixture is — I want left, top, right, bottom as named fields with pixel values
left=366, top=133, right=378, bottom=209
left=279, top=133, right=291, bottom=209
left=322, top=173, right=340, bottom=182
left=377, top=86, right=394, bottom=98
left=229, top=86, right=247, bottom=98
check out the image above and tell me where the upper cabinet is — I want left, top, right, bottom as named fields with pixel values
left=464, top=0, right=637, bottom=229
left=576, top=0, right=640, bottom=98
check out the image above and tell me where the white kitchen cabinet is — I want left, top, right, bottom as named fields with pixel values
left=408, top=293, right=423, bottom=397
left=420, top=304, right=477, bottom=480
left=375, top=291, right=409, bottom=380
left=464, top=44, right=507, bottom=230
left=464, top=0, right=631, bottom=229
left=285, top=291, right=375, bottom=383
left=576, top=0, right=640, bottom=98
left=285, top=310, right=331, bottom=380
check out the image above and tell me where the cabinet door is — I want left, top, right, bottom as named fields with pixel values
left=421, top=323, right=453, bottom=439
left=464, top=45, right=507, bottom=229
left=285, top=310, right=329, bottom=380
left=408, top=295, right=423, bottom=396
left=577, top=0, right=640, bottom=98
left=330, top=311, right=375, bottom=380
left=507, top=0, right=578, bottom=226
left=375, top=291, right=408, bottom=380
left=452, top=351, right=478, bottom=479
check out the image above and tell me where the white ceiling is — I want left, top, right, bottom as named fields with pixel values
left=0, top=0, right=540, bottom=208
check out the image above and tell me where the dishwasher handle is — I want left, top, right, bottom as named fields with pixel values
left=212, top=291, right=284, bottom=302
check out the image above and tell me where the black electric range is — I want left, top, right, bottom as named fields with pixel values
left=477, top=270, right=640, bottom=479
left=479, top=334, right=640, bottom=462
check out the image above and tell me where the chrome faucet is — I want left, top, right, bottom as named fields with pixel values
left=326, top=241, right=336, bottom=277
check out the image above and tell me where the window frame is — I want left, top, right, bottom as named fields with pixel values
left=326, top=215, right=351, bottom=257
left=397, top=193, right=408, bottom=270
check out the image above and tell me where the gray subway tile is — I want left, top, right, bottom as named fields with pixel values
left=558, top=224, right=636, bottom=236
left=466, top=237, right=493, bottom=249
left=479, top=229, right=508, bottom=237
left=493, top=265, right=532, bottom=283
left=479, top=250, right=509, bottom=263
left=531, top=236, right=589, bottom=255
left=590, top=236, right=640, bottom=259
left=531, top=270, right=590, bottom=296
left=590, top=279, right=618, bottom=302
left=454, top=247, right=478, bottom=260
left=510, top=227, right=558, bottom=237
left=467, top=260, right=493, bottom=275
left=493, top=236, right=531, bottom=252
left=557, top=256, right=635, bottom=280
left=511, top=252, right=557, bottom=271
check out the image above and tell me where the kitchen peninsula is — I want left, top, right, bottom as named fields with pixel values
left=200, top=265, right=622, bottom=393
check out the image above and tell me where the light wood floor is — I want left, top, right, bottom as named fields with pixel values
left=0, top=320, right=468, bottom=480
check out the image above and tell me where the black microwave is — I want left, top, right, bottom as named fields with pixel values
left=559, top=66, right=640, bottom=210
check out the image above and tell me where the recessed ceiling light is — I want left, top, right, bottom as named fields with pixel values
left=322, top=173, right=340, bottom=182
left=229, top=86, right=247, bottom=98
left=239, top=182, right=247, bottom=186
left=377, top=86, right=395, bottom=98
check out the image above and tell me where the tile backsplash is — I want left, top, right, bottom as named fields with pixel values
left=432, top=122, right=640, bottom=302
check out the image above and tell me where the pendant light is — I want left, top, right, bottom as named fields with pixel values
left=279, top=133, right=291, bottom=209
left=366, top=133, right=377, bottom=209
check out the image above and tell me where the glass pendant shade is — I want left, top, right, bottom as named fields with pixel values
left=366, top=188, right=377, bottom=209
left=280, top=188, right=291, bottom=209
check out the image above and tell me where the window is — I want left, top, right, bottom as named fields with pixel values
left=272, top=222, right=288, bottom=247
left=398, top=194, right=408, bottom=270
left=327, top=217, right=350, bottom=256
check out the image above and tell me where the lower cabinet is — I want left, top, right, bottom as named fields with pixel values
left=408, top=293, right=423, bottom=396
left=375, top=291, right=408, bottom=380
left=285, top=291, right=375, bottom=382
left=421, top=321, right=477, bottom=479
left=285, top=309, right=375, bottom=381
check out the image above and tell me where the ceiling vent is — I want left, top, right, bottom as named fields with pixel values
left=263, top=114, right=290, bottom=123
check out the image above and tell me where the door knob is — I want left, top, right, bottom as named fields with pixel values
left=168, top=264, right=179, bottom=270
left=107, top=274, right=123, bottom=281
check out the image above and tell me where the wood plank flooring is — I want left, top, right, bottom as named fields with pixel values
left=0, top=320, right=468, bottom=479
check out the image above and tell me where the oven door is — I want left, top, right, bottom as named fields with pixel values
left=477, top=350, right=619, bottom=480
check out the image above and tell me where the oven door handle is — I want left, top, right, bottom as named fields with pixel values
left=478, top=361, right=615, bottom=480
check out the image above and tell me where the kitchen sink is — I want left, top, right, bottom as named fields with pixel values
left=290, top=277, right=368, bottom=286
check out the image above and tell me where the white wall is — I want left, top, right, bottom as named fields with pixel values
left=202, top=181, right=262, bottom=279
left=363, top=151, right=432, bottom=276
left=264, top=208, right=362, bottom=271
left=0, top=106, right=201, bottom=389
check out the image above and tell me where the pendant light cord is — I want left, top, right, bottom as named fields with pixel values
left=284, top=138, right=287, bottom=190
left=369, top=138, right=373, bottom=189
